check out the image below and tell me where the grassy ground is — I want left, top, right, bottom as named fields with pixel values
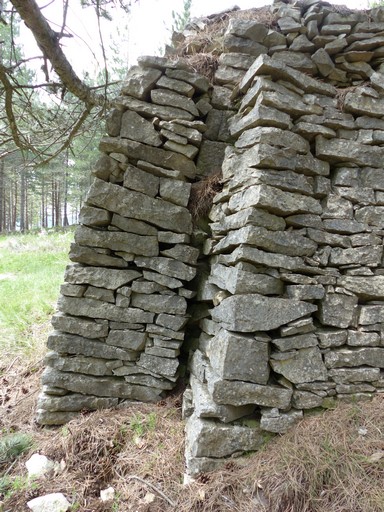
left=0, top=230, right=384, bottom=511
left=0, top=229, right=73, bottom=359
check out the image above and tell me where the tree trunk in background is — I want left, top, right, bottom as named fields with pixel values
left=0, top=160, right=4, bottom=232
left=63, top=163, right=69, bottom=227
left=20, top=167, right=26, bottom=232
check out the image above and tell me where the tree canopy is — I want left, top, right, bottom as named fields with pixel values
left=0, top=0, right=134, bottom=163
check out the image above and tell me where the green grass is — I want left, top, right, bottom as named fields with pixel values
left=0, top=229, right=74, bottom=357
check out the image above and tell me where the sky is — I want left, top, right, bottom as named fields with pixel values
left=22, top=0, right=371, bottom=79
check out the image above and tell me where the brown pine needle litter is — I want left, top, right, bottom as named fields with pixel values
left=1, top=359, right=384, bottom=511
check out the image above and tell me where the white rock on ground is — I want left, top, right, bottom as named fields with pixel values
left=27, top=493, right=70, bottom=512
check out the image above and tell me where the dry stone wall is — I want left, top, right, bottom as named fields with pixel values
left=37, top=58, right=211, bottom=425
left=38, top=0, right=384, bottom=476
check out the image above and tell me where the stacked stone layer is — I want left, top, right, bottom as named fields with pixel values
left=37, top=57, right=210, bottom=425
left=38, top=0, right=384, bottom=476
left=184, top=1, right=384, bottom=475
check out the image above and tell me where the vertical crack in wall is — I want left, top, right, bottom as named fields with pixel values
left=38, top=0, right=384, bottom=477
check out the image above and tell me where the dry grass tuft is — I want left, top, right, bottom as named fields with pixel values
left=184, top=53, right=219, bottom=83
left=188, top=171, right=223, bottom=222
left=172, top=7, right=278, bottom=58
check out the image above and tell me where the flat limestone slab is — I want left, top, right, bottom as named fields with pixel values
left=211, top=294, right=317, bottom=332
left=86, top=178, right=192, bottom=234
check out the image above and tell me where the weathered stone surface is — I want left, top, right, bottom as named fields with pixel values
left=213, top=206, right=286, bottom=233
left=209, top=263, right=283, bottom=295
left=240, top=54, right=335, bottom=96
left=147, top=324, right=184, bottom=341
left=42, top=367, right=161, bottom=401
left=344, top=91, right=384, bottom=117
left=84, top=286, right=114, bottom=303
left=156, top=75, right=195, bottom=96
left=322, top=194, right=353, bottom=219
left=48, top=332, right=137, bottom=361
left=214, top=244, right=307, bottom=272
left=120, top=66, right=162, bottom=99
left=151, top=89, right=199, bottom=116
left=186, top=414, right=268, bottom=459
left=272, top=333, right=318, bottom=352
left=312, top=48, right=335, bottom=76
left=355, top=206, right=384, bottom=227
left=212, top=225, right=317, bottom=257
left=123, top=373, right=174, bottom=389
left=223, top=34, right=267, bottom=57
left=322, top=219, right=366, bottom=234
left=324, top=348, right=384, bottom=369
left=159, top=178, right=191, bottom=207
left=120, top=110, right=162, bottom=146
left=159, top=120, right=203, bottom=145
left=211, top=86, right=236, bottom=110
left=196, top=140, right=227, bottom=176
left=111, top=214, right=157, bottom=236
left=131, top=293, right=187, bottom=315
left=208, top=329, right=270, bottom=385
left=156, top=313, right=188, bottom=331
left=338, top=276, right=384, bottom=299
left=51, top=313, right=108, bottom=339
left=138, top=353, right=179, bottom=377
left=329, top=246, right=382, bottom=266
left=235, top=126, right=310, bottom=153
left=123, top=164, right=159, bottom=197
left=161, top=244, right=199, bottom=265
left=64, top=264, right=141, bottom=290
left=190, top=375, right=254, bottom=423
left=38, top=392, right=118, bottom=412
left=294, top=122, right=336, bottom=139
left=45, top=352, right=114, bottom=376
left=59, top=283, right=85, bottom=298
left=328, top=367, right=381, bottom=383
left=99, top=136, right=196, bottom=178
left=165, top=68, right=210, bottom=93
left=115, top=94, right=194, bottom=122
left=229, top=104, right=292, bottom=137
left=292, top=390, right=323, bottom=409
left=218, top=52, right=257, bottom=70
left=209, top=378, right=292, bottom=409
left=142, top=270, right=183, bottom=289
left=75, top=225, right=158, bottom=257
left=347, top=331, right=380, bottom=347
left=79, top=206, right=111, bottom=227
left=69, top=244, right=128, bottom=268
left=226, top=19, right=268, bottom=42
left=270, top=347, right=328, bottom=384
left=316, top=135, right=384, bottom=168
left=256, top=90, right=322, bottom=117
left=260, top=408, right=303, bottom=433
left=86, top=178, right=192, bottom=234
left=228, top=185, right=322, bottom=216
left=223, top=144, right=296, bottom=176
left=135, top=256, right=196, bottom=281
left=286, top=284, right=325, bottom=300
left=106, top=330, right=147, bottom=351
left=317, top=329, right=347, bottom=348
left=359, top=304, right=384, bottom=325
left=318, top=293, right=358, bottom=328
left=211, top=294, right=317, bottom=332
left=58, top=295, right=154, bottom=324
